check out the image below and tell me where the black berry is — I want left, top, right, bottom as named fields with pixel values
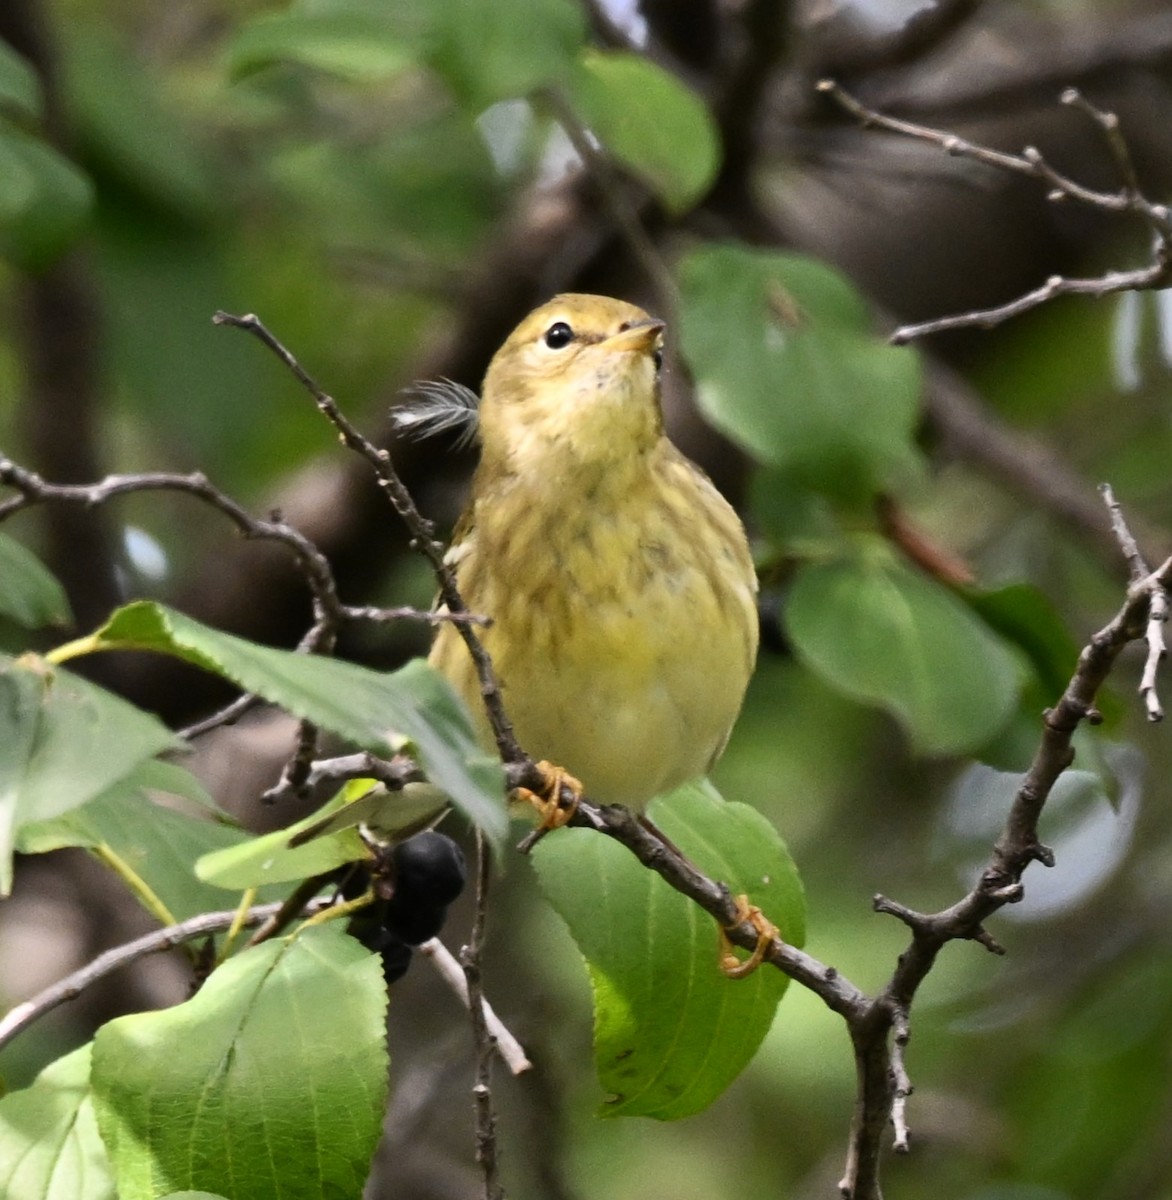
left=378, top=935, right=413, bottom=985
left=391, top=832, right=467, bottom=907
left=383, top=899, right=448, bottom=946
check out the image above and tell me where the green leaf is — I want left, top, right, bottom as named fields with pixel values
left=0, top=1045, right=115, bottom=1200
left=17, top=778, right=257, bottom=922
left=226, top=12, right=417, bottom=82
left=564, top=50, right=719, bottom=214
left=270, top=108, right=503, bottom=267
left=0, top=533, right=73, bottom=629
left=678, top=243, right=924, bottom=502
left=68, top=37, right=215, bottom=220
left=748, top=467, right=841, bottom=555
left=0, top=122, right=93, bottom=271
left=428, top=0, right=586, bottom=110
left=131, top=757, right=220, bottom=812
left=91, top=927, right=387, bottom=1200
left=88, top=601, right=506, bottom=845
left=195, top=817, right=364, bottom=891
left=785, top=546, right=1021, bottom=754
left=196, top=779, right=447, bottom=890
left=0, top=656, right=180, bottom=895
left=533, top=780, right=805, bottom=1120
left=0, top=42, right=40, bottom=120
left=965, top=581, right=1080, bottom=703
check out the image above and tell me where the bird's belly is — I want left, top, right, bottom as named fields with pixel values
left=471, top=551, right=753, bottom=808
left=429, top=453, right=759, bottom=811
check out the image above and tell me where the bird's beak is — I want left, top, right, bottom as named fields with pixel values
left=604, top=318, right=665, bottom=354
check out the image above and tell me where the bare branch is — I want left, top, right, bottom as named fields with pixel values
left=297, top=751, right=423, bottom=796
left=1102, top=483, right=1168, bottom=720
left=1060, top=87, right=1142, bottom=199
left=0, top=454, right=465, bottom=786
left=213, top=312, right=525, bottom=769
left=817, top=79, right=1172, bottom=233
left=0, top=458, right=344, bottom=626
left=890, top=1006, right=913, bottom=1154
left=0, top=901, right=301, bottom=1052
left=261, top=720, right=322, bottom=804
left=339, top=604, right=491, bottom=627
left=511, top=774, right=867, bottom=1016
left=1140, top=588, right=1169, bottom=722
left=1101, top=481, right=1151, bottom=581
left=418, top=937, right=531, bottom=1076
left=890, top=259, right=1172, bottom=343
left=816, top=79, right=1172, bottom=343
left=462, top=832, right=504, bottom=1200
left=178, top=692, right=264, bottom=741
left=833, top=538, right=1172, bottom=1197
left=540, top=88, right=679, bottom=315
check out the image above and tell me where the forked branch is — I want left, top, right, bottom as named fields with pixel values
left=817, top=80, right=1172, bottom=343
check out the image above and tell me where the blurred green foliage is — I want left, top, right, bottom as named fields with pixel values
left=2, top=1, right=1172, bottom=1199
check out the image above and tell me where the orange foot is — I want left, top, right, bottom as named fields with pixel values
left=719, top=894, right=781, bottom=980
left=513, top=760, right=583, bottom=831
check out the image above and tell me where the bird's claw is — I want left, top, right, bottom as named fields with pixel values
left=719, top=894, right=780, bottom=979
left=513, top=760, right=583, bottom=831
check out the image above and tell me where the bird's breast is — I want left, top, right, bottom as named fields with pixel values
left=430, top=445, right=758, bottom=808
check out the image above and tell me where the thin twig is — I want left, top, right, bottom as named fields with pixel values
left=1140, top=588, right=1169, bottom=722
left=890, top=261, right=1172, bottom=343
left=340, top=604, right=491, bottom=627
left=540, top=88, right=679, bottom=317
left=1102, top=484, right=1166, bottom=720
left=212, top=312, right=525, bottom=769
left=1137, top=583, right=1166, bottom=720
left=0, top=455, right=386, bottom=764
left=0, top=901, right=298, bottom=1051
left=816, top=80, right=1172, bottom=343
left=296, top=751, right=423, bottom=796
left=262, top=719, right=321, bottom=803
left=0, top=458, right=344, bottom=624
left=1060, top=87, right=1142, bottom=199
left=1101, top=482, right=1150, bottom=581
left=462, top=831, right=504, bottom=1200
left=245, top=874, right=342, bottom=948
left=817, top=79, right=1172, bottom=233
left=418, top=937, right=532, bottom=1076
left=516, top=779, right=867, bottom=1016
left=178, top=692, right=263, bottom=740
left=890, top=1006, right=912, bottom=1153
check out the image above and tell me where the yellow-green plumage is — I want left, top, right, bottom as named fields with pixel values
left=429, top=294, right=758, bottom=810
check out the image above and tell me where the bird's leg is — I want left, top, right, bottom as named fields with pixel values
left=719, top=895, right=781, bottom=980
left=637, top=816, right=781, bottom=980
left=512, top=760, right=584, bottom=830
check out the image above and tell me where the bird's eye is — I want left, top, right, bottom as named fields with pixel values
left=544, top=321, right=574, bottom=350
left=652, top=348, right=663, bottom=372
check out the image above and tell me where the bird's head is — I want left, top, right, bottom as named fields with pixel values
left=479, top=293, right=666, bottom=473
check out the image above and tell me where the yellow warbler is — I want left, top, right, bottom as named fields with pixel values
left=427, top=294, right=758, bottom=812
